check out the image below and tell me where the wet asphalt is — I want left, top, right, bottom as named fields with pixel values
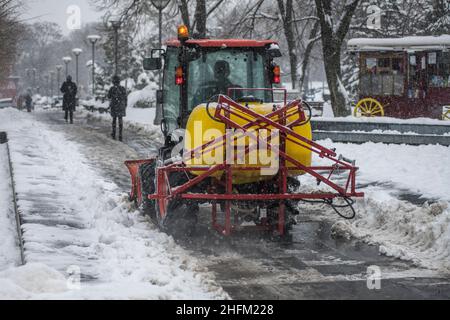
left=33, top=109, right=450, bottom=300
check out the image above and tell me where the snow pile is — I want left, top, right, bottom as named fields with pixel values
left=316, top=115, right=450, bottom=126
left=0, top=144, right=20, bottom=270
left=316, top=140, right=450, bottom=201
left=333, top=191, right=450, bottom=271
left=302, top=139, right=450, bottom=271
left=80, top=98, right=109, bottom=109
left=321, top=102, right=334, bottom=118
left=128, top=83, right=158, bottom=109
left=0, top=108, right=226, bottom=300
left=0, top=264, right=68, bottom=299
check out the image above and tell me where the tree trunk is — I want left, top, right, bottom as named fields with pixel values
left=299, top=20, right=320, bottom=98
left=324, top=51, right=348, bottom=116
left=194, top=0, right=207, bottom=38
left=315, top=0, right=360, bottom=117
left=179, top=0, right=191, bottom=30
left=277, top=0, right=298, bottom=89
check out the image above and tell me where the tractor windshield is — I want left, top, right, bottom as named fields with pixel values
left=188, top=48, right=271, bottom=111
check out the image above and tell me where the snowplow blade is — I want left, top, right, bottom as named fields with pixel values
left=125, top=159, right=155, bottom=204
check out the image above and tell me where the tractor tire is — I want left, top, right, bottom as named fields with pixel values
left=155, top=170, right=198, bottom=238
left=267, top=202, right=297, bottom=239
left=139, top=161, right=157, bottom=223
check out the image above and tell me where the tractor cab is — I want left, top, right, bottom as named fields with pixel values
left=144, top=25, right=283, bottom=140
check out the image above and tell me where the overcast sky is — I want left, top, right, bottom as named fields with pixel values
left=22, top=0, right=104, bottom=35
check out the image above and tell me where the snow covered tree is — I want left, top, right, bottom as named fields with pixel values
left=0, top=0, right=24, bottom=80
left=101, top=23, right=143, bottom=86
left=220, top=0, right=320, bottom=91
left=341, top=0, right=450, bottom=101
left=315, top=0, right=361, bottom=116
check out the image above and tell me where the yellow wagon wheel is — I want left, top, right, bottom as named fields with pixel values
left=353, top=98, right=384, bottom=117
left=443, top=110, right=450, bottom=121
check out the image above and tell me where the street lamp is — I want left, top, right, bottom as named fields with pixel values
left=150, top=0, right=170, bottom=125
left=32, top=68, right=36, bottom=92
left=87, top=34, right=101, bottom=97
left=109, top=20, right=121, bottom=76
left=56, top=65, right=63, bottom=94
left=72, top=48, right=83, bottom=85
left=50, top=71, right=55, bottom=103
left=44, top=74, right=49, bottom=97
left=62, top=56, right=72, bottom=78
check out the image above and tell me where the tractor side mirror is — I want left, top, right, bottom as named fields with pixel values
left=143, top=48, right=166, bottom=70
left=156, top=89, right=165, bottom=105
left=143, top=57, right=162, bottom=71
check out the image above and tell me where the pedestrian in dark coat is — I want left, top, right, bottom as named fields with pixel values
left=25, top=89, right=33, bottom=113
left=60, top=75, right=77, bottom=124
left=107, top=76, right=127, bottom=141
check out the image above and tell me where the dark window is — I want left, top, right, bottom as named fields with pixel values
left=360, top=53, right=404, bottom=96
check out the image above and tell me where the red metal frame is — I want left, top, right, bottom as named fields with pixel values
left=125, top=159, right=155, bottom=204
left=165, top=39, right=277, bottom=48
left=144, top=90, right=363, bottom=236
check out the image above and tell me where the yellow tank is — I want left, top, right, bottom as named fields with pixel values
left=184, top=102, right=312, bottom=184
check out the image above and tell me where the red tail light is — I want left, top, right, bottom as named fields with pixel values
left=175, top=66, right=184, bottom=85
left=272, top=65, right=281, bottom=84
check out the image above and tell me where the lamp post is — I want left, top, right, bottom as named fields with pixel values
left=150, top=0, right=170, bottom=125
left=44, top=74, right=49, bottom=97
left=109, top=20, right=121, bottom=76
left=50, top=71, right=55, bottom=104
left=62, top=56, right=72, bottom=78
left=25, top=68, right=31, bottom=88
left=87, top=35, right=101, bottom=97
left=56, top=65, right=62, bottom=94
left=72, top=48, right=83, bottom=84
left=32, top=68, right=36, bottom=92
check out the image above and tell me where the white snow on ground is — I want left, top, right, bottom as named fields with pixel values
left=0, top=144, right=20, bottom=270
left=318, top=140, right=450, bottom=201
left=127, top=84, right=158, bottom=109
left=0, top=108, right=227, bottom=300
left=126, top=107, right=157, bottom=127
left=81, top=108, right=162, bottom=146
left=300, top=140, right=450, bottom=271
left=315, top=115, right=450, bottom=126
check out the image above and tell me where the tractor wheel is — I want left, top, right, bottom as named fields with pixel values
left=139, top=161, right=157, bottom=223
left=443, top=110, right=450, bottom=121
left=267, top=201, right=297, bottom=239
left=155, top=170, right=198, bottom=237
left=354, top=98, right=384, bottom=117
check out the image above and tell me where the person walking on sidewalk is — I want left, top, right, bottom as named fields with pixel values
left=25, top=89, right=33, bottom=112
left=107, top=75, right=127, bottom=141
left=60, top=75, right=78, bottom=124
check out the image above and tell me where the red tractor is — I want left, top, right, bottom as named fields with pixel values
left=126, top=26, right=363, bottom=237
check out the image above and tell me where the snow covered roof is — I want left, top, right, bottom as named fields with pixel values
left=348, top=35, right=450, bottom=52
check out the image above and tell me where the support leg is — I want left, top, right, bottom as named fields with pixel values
left=118, top=116, right=123, bottom=141
left=111, top=116, right=117, bottom=139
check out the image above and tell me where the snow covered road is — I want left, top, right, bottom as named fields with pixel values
left=0, top=108, right=227, bottom=299
left=1, top=107, right=450, bottom=299
left=33, top=109, right=450, bottom=299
